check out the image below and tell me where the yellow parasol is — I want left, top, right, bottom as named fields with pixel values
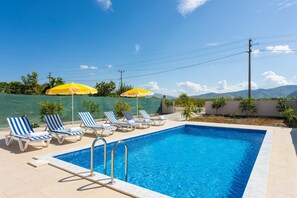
left=120, top=88, right=153, bottom=117
left=46, top=82, right=97, bottom=125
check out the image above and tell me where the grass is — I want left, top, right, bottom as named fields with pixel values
left=190, top=115, right=288, bottom=127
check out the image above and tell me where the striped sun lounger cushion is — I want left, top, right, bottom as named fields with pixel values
left=7, top=117, right=52, bottom=141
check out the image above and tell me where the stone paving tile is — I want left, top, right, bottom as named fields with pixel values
left=0, top=118, right=296, bottom=197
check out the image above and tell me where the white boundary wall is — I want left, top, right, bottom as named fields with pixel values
left=205, top=100, right=297, bottom=117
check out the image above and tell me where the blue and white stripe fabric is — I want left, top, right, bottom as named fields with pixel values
left=138, top=110, right=166, bottom=126
left=104, top=111, right=121, bottom=123
left=78, top=112, right=97, bottom=127
left=7, top=117, right=52, bottom=141
left=78, top=112, right=116, bottom=130
left=104, top=111, right=139, bottom=127
left=122, top=111, right=152, bottom=124
left=43, top=114, right=85, bottom=135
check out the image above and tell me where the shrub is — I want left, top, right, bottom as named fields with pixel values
left=114, top=100, right=131, bottom=117
left=239, top=98, right=257, bottom=116
left=39, top=100, right=64, bottom=119
left=276, top=97, right=290, bottom=114
left=211, top=97, right=226, bottom=115
left=31, top=123, right=40, bottom=128
left=163, top=98, right=175, bottom=107
left=82, top=100, right=100, bottom=115
left=281, top=107, right=297, bottom=125
left=182, top=101, right=195, bottom=120
left=230, top=112, right=238, bottom=118
left=176, top=93, right=190, bottom=107
left=193, top=98, right=205, bottom=113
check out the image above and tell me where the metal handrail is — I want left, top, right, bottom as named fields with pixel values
left=90, top=137, right=107, bottom=176
left=110, top=140, right=128, bottom=184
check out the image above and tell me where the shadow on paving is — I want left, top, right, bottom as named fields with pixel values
left=0, top=138, right=43, bottom=154
left=290, top=128, right=297, bottom=156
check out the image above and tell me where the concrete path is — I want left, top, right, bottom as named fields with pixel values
left=0, top=117, right=296, bottom=197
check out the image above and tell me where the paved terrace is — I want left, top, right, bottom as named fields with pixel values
left=0, top=114, right=296, bottom=197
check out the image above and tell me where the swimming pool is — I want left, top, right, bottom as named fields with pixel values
left=54, top=125, right=266, bottom=197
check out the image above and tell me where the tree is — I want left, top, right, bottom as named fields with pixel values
left=193, top=98, right=205, bottom=113
left=182, top=101, right=195, bottom=120
left=176, top=93, right=190, bottom=107
left=211, top=97, right=226, bottom=115
left=239, top=98, right=257, bottom=116
left=281, top=107, right=297, bottom=125
left=49, top=76, right=65, bottom=88
left=115, top=83, right=134, bottom=96
left=0, top=82, right=9, bottom=93
left=276, top=97, right=290, bottom=113
left=41, top=76, right=65, bottom=94
left=21, top=72, right=41, bottom=95
left=6, top=81, right=25, bottom=94
left=95, top=81, right=116, bottom=96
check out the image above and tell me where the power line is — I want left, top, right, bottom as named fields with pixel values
left=61, top=51, right=246, bottom=82
left=123, top=51, right=246, bottom=80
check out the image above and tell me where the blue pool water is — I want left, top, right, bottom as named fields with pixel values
left=55, top=125, right=265, bottom=197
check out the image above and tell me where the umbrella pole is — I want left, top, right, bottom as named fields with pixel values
left=72, top=94, right=74, bottom=126
left=136, top=96, right=138, bottom=117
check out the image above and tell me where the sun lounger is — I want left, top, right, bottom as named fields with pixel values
left=43, top=114, right=85, bottom=144
left=104, top=111, right=140, bottom=131
left=6, top=116, right=52, bottom=151
left=78, top=112, right=116, bottom=137
left=122, top=111, right=152, bottom=128
left=139, top=110, right=166, bottom=126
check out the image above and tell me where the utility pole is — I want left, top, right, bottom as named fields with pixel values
left=248, top=39, right=252, bottom=98
left=118, top=70, right=125, bottom=93
left=48, top=72, right=52, bottom=84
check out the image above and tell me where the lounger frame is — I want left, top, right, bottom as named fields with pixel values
left=43, top=114, right=85, bottom=144
left=6, top=117, right=52, bottom=151
left=78, top=112, right=116, bottom=137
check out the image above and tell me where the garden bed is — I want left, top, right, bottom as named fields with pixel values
left=190, top=115, right=288, bottom=127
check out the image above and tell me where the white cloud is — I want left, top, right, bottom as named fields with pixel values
left=252, top=49, right=260, bottom=56
left=143, top=81, right=179, bottom=96
left=217, top=80, right=227, bottom=91
left=135, top=44, right=140, bottom=54
left=143, top=80, right=264, bottom=97
left=145, top=81, right=159, bottom=91
left=277, top=0, right=297, bottom=10
left=80, top=65, right=98, bottom=70
left=265, top=45, right=293, bottom=53
left=176, top=81, right=209, bottom=95
left=107, top=64, right=113, bottom=68
left=97, top=0, right=112, bottom=10
left=262, top=71, right=288, bottom=85
left=177, top=0, right=208, bottom=16
left=237, top=81, right=258, bottom=89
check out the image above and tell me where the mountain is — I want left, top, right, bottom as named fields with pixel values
left=288, top=90, right=297, bottom=98
left=154, top=93, right=176, bottom=99
left=194, top=85, right=297, bottom=99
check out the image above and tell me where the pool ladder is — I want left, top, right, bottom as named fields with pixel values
left=90, top=137, right=128, bottom=185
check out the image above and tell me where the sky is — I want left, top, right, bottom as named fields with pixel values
left=0, top=0, right=297, bottom=97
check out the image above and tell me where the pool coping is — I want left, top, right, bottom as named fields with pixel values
left=35, top=123, right=273, bottom=198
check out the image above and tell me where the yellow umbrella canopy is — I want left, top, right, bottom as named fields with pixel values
left=45, top=82, right=97, bottom=95
left=46, top=82, right=98, bottom=125
left=120, top=88, right=153, bottom=97
left=120, top=88, right=153, bottom=116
